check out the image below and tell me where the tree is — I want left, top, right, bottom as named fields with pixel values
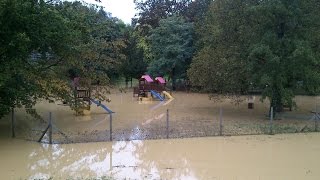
left=133, top=0, right=194, bottom=65
left=0, top=0, right=74, bottom=118
left=188, top=0, right=320, bottom=115
left=121, top=26, right=147, bottom=87
left=0, top=0, right=127, bottom=118
left=247, top=0, right=320, bottom=112
left=148, top=16, right=193, bottom=90
left=182, top=0, right=212, bottom=22
left=188, top=0, right=252, bottom=94
left=133, top=0, right=192, bottom=35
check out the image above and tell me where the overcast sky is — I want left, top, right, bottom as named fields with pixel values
left=82, top=0, right=137, bottom=24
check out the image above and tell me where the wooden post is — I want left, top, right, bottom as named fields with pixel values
left=219, top=107, right=223, bottom=136
left=11, top=108, right=15, bottom=138
left=110, top=113, right=113, bottom=141
left=270, top=107, right=273, bottom=135
left=49, top=112, right=52, bottom=144
left=166, top=109, right=169, bottom=139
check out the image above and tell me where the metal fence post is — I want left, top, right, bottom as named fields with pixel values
left=49, top=112, right=52, bottom=144
left=270, top=107, right=273, bottom=135
left=316, top=116, right=318, bottom=132
left=166, top=109, right=169, bottom=139
left=110, top=113, right=113, bottom=141
left=314, top=105, right=318, bottom=132
left=219, top=107, right=223, bottom=136
left=11, top=108, right=15, bottom=138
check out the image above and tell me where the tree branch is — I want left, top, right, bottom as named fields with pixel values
left=40, top=57, right=64, bottom=71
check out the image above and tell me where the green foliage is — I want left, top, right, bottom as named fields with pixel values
left=0, top=0, right=126, bottom=118
left=182, top=0, right=212, bottom=23
left=148, top=16, right=193, bottom=89
left=247, top=0, right=320, bottom=111
left=133, top=0, right=201, bottom=85
left=188, top=0, right=320, bottom=112
left=0, top=0, right=73, bottom=117
left=188, top=0, right=251, bottom=94
left=121, top=26, right=147, bottom=81
left=133, top=0, right=192, bottom=35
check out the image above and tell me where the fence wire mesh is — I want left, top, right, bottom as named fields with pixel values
left=6, top=92, right=320, bottom=144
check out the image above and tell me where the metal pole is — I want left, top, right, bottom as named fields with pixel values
left=315, top=105, right=318, bottom=132
left=219, top=107, right=223, bottom=136
left=166, top=109, right=169, bottom=139
left=110, top=148, right=113, bottom=171
left=270, top=107, right=273, bottom=135
left=110, top=113, right=113, bottom=141
left=11, top=108, right=15, bottom=138
left=315, top=115, right=319, bottom=132
left=49, top=112, right=52, bottom=144
left=38, top=125, right=50, bottom=143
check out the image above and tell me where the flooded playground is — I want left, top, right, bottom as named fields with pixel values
left=0, top=132, right=320, bottom=179
left=1, top=91, right=320, bottom=179
left=1, top=91, right=320, bottom=143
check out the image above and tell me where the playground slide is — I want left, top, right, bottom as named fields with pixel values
left=90, top=99, right=114, bottom=114
left=162, top=91, right=174, bottom=99
left=150, top=90, right=164, bottom=101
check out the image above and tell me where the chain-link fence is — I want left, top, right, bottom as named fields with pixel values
left=7, top=93, right=320, bottom=144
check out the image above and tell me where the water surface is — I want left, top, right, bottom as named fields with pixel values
left=0, top=132, right=319, bottom=179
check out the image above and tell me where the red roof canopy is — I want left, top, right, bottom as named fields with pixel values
left=141, top=75, right=154, bottom=83
left=155, top=77, right=166, bottom=84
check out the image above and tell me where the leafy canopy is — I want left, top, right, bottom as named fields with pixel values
left=188, top=0, right=320, bottom=112
left=148, top=16, right=193, bottom=88
left=0, top=0, right=126, bottom=118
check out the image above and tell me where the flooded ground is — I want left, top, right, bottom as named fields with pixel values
left=1, top=90, right=319, bottom=142
left=1, top=92, right=320, bottom=179
left=0, top=132, right=320, bottom=179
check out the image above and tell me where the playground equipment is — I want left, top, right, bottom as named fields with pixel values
left=90, top=98, right=113, bottom=114
left=133, top=75, right=173, bottom=101
left=150, top=90, right=164, bottom=101
left=162, top=91, right=174, bottom=99
left=73, top=77, right=113, bottom=114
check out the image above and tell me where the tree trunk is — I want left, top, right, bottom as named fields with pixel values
left=269, top=92, right=284, bottom=119
left=171, top=67, right=176, bottom=91
left=125, top=77, right=129, bottom=88
left=130, top=77, right=133, bottom=87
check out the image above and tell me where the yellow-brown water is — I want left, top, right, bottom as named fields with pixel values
left=0, top=133, right=319, bottom=179
left=1, top=92, right=320, bottom=142
left=1, top=92, right=320, bottom=179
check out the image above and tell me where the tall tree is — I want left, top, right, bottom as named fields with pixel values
left=188, top=0, right=320, bottom=114
left=134, top=0, right=191, bottom=61
left=148, top=16, right=193, bottom=89
left=247, top=0, right=320, bottom=112
left=188, top=0, right=252, bottom=94
left=0, top=0, right=74, bottom=117
left=182, top=0, right=212, bottom=22
left=0, top=0, right=126, bottom=118
left=121, top=26, right=147, bottom=87
left=133, top=0, right=192, bottom=35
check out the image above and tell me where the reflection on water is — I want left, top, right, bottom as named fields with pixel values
left=0, top=133, right=320, bottom=179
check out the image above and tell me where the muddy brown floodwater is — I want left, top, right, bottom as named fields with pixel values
left=0, top=91, right=320, bottom=179
left=0, top=132, right=320, bottom=179
left=2, top=91, right=319, bottom=143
